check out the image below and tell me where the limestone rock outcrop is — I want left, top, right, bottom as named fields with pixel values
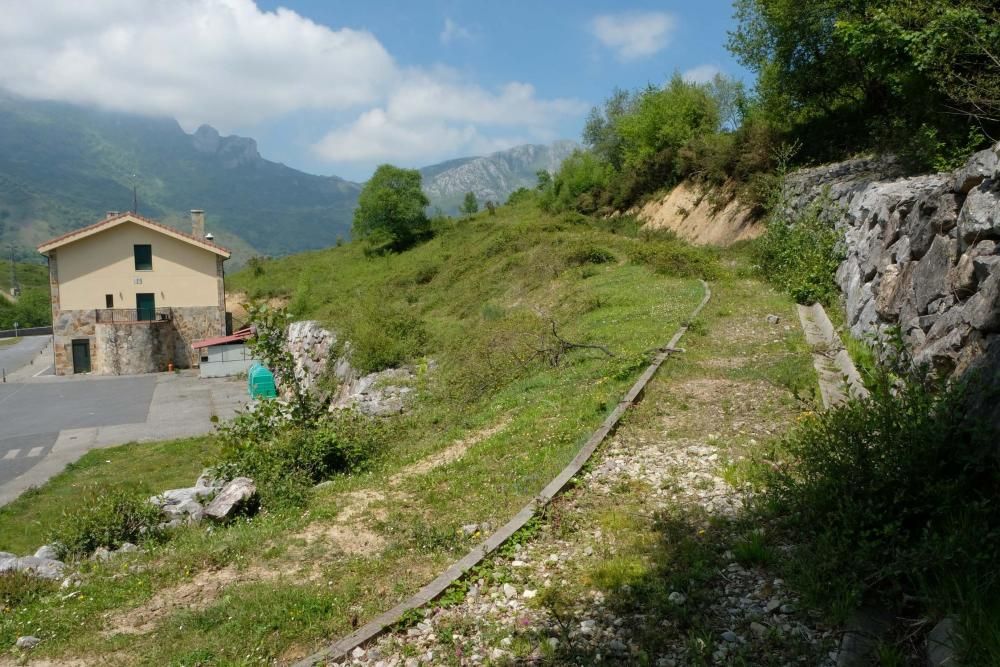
left=285, top=320, right=416, bottom=417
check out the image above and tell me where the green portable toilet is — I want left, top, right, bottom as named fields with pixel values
left=248, top=362, right=277, bottom=399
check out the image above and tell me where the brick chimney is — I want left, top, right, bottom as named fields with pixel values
left=190, top=209, right=205, bottom=237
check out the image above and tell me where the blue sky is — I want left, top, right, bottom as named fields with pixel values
left=249, top=0, right=750, bottom=178
left=0, top=1, right=749, bottom=181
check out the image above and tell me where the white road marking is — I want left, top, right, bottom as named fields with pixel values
left=33, top=365, right=54, bottom=377
left=2, top=449, right=20, bottom=460
left=27, top=447, right=43, bottom=458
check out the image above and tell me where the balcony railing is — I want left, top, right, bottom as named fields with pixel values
left=95, top=307, right=172, bottom=323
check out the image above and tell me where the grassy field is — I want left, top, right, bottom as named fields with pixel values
left=0, top=437, right=220, bottom=555
left=0, top=203, right=728, bottom=664
left=0, top=261, right=47, bottom=294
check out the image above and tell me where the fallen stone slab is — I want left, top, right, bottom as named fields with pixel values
left=204, top=477, right=258, bottom=522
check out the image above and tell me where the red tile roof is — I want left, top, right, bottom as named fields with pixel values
left=191, top=326, right=254, bottom=350
left=37, top=211, right=231, bottom=257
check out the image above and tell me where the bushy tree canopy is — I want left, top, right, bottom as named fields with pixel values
left=0, top=289, right=51, bottom=330
left=729, top=0, right=998, bottom=168
left=352, top=165, right=430, bottom=252
left=461, top=192, right=479, bottom=217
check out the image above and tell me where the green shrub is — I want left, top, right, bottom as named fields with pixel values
left=338, top=293, right=428, bottom=374
left=1, top=570, right=57, bottom=609
left=217, top=408, right=386, bottom=509
left=565, top=244, right=616, bottom=266
left=752, top=197, right=843, bottom=305
left=48, top=486, right=161, bottom=559
left=627, top=238, right=721, bottom=280
left=505, top=187, right=536, bottom=206
left=592, top=214, right=643, bottom=237
left=755, top=361, right=1000, bottom=620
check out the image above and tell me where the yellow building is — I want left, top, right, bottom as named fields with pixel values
left=37, top=210, right=231, bottom=375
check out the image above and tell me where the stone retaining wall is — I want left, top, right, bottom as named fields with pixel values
left=784, top=145, right=1000, bottom=421
left=52, top=305, right=224, bottom=375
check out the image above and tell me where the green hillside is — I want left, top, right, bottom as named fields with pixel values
left=0, top=260, right=46, bottom=294
left=0, top=92, right=360, bottom=264
left=0, top=260, right=49, bottom=329
left=0, top=198, right=737, bottom=662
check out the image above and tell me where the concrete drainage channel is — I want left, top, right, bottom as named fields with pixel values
left=294, top=280, right=713, bottom=666
left=796, top=302, right=868, bottom=409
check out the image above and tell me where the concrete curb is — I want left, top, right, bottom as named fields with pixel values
left=294, top=280, right=713, bottom=667
left=797, top=302, right=868, bottom=409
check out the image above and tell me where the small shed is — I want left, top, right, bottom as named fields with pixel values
left=191, top=327, right=257, bottom=378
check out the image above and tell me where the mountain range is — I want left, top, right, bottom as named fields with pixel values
left=0, top=92, right=576, bottom=263
left=420, top=140, right=578, bottom=214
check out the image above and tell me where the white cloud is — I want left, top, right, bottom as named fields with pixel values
left=0, top=1, right=584, bottom=167
left=312, top=110, right=519, bottom=163
left=590, top=11, right=676, bottom=61
left=440, top=18, right=472, bottom=45
left=682, top=64, right=722, bottom=84
left=313, top=71, right=583, bottom=163
left=0, top=0, right=395, bottom=129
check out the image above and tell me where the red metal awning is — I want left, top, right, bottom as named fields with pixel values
left=191, top=326, right=254, bottom=350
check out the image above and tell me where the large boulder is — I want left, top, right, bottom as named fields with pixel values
left=953, top=148, right=999, bottom=194
left=913, top=236, right=956, bottom=314
left=150, top=486, right=214, bottom=523
left=0, top=556, right=65, bottom=581
left=33, top=545, right=59, bottom=560
left=958, top=179, right=1000, bottom=245
left=204, top=477, right=258, bottom=522
left=331, top=366, right=417, bottom=417
left=964, top=271, right=1000, bottom=333
left=905, top=193, right=961, bottom=259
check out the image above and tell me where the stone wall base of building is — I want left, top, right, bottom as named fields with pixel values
left=52, top=306, right=225, bottom=376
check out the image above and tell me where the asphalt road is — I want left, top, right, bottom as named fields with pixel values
left=0, top=376, right=156, bottom=486
left=0, top=336, right=50, bottom=379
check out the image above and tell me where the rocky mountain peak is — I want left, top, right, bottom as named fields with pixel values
left=191, top=124, right=260, bottom=168
left=421, top=140, right=578, bottom=213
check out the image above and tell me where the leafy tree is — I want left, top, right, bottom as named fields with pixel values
left=535, top=169, right=552, bottom=191
left=506, top=188, right=535, bottom=206
left=728, top=0, right=997, bottom=169
left=583, top=87, right=635, bottom=169
left=0, top=289, right=51, bottom=330
left=545, top=150, right=614, bottom=214
left=352, top=164, right=430, bottom=252
left=616, top=75, right=721, bottom=175
left=461, top=192, right=479, bottom=217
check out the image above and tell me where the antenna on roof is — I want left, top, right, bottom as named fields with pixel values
left=131, top=173, right=138, bottom=214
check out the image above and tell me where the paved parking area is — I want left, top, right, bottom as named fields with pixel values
left=0, top=376, right=155, bottom=485
left=0, top=370, right=248, bottom=506
left=0, top=376, right=156, bottom=483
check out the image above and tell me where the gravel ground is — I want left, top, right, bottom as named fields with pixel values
left=333, top=285, right=838, bottom=667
